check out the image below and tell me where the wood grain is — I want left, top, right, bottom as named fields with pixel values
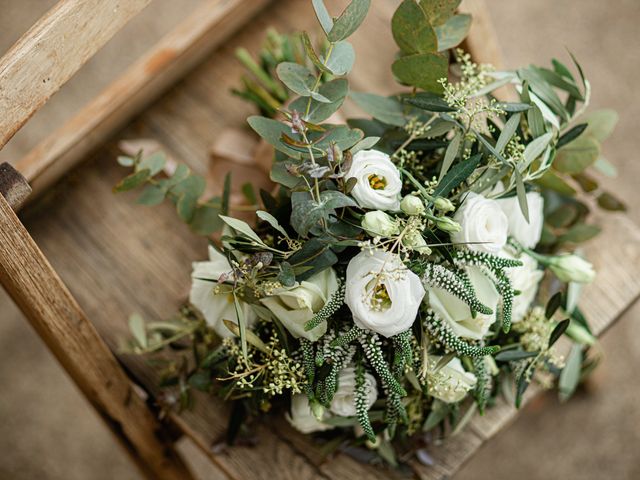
left=14, top=0, right=271, bottom=202
left=0, top=0, right=152, bottom=149
left=0, top=192, right=194, bottom=480
left=6, top=0, right=639, bottom=479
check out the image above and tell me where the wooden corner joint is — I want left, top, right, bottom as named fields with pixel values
left=0, top=162, right=32, bottom=211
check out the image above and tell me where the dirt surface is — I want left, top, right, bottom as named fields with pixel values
left=1, top=1, right=639, bottom=479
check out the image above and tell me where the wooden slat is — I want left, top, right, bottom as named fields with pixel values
left=14, top=0, right=271, bottom=201
left=0, top=165, right=194, bottom=480
left=459, top=0, right=506, bottom=69
left=0, top=0, right=152, bottom=149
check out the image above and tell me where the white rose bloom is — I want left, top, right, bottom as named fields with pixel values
left=427, top=356, right=477, bottom=403
left=261, top=268, right=339, bottom=341
left=427, top=266, right=499, bottom=340
left=190, top=246, right=257, bottom=338
left=501, top=249, right=544, bottom=323
left=287, top=394, right=334, bottom=434
left=345, top=149, right=402, bottom=211
left=330, top=367, right=378, bottom=417
left=451, top=192, right=508, bottom=253
left=497, top=191, right=545, bottom=249
left=345, top=249, right=425, bottom=337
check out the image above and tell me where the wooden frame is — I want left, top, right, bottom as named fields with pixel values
left=0, top=1, right=637, bottom=479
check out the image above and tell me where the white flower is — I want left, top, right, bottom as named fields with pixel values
left=361, top=210, right=399, bottom=237
left=426, top=356, right=477, bottom=403
left=287, top=395, right=334, bottom=434
left=345, top=150, right=402, bottom=211
left=400, top=194, right=425, bottom=215
left=451, top=192, right=508, bottom=253
left=330, top=367, right=378, bottom=417
left=189, top=246, right=257, bottom=338
left=260, top=268, right=339, bottom=341
left=497, top=191, right=544, bottom=249
left=427, top=266, right=499, bottom=340
left=502, top=249, right=544, bottom=323
left=402, top=230, right=432, bottom=255
left=547, top=254, right=595, bottom=284
left=345, top=249, right=425, bottom=337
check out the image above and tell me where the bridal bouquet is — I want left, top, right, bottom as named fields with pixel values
left=115, top=0, right=621, bottom=466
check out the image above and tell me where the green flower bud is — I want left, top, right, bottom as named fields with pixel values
left=435, top=216, right=462, bottom=233
left=402, top=230, right=432, bottom=255
left=361, top=211, right=399, bottom=237
left=547, top=254, right=595, bottom=284
left=400, top=195, right=425, bottom=215
left=434, top=196, right=455, bottom=212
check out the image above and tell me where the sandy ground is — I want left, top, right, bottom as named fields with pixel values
left=1, top=1, right=639, bottom=479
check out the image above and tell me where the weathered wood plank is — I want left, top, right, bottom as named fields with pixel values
left=0, top=0, right=152, bottom=149
left=14, top=0, right=271, bottom=202
left=460, top=0, right=506, bottom=69
left=0, top=171, right=193, bottom=480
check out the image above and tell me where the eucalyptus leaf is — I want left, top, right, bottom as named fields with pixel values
left=350, top=92, right=406, bottom=126
left=312, top=0, right=333, bottom=35
left=129, top=314, right=147, bottom=349
left=137, top=184, right=166, bottom=205
left=276, top=62, right=316, bottom=97
left=301, top=32, right=332, bottom=74
left=325, top=41, right=356, bottom=75
left=558, top=223, right=602, bottom=244
left=535, top=170, right=576, bottom=196
left=351, top=136, right=381, bottom=154
left=137, top=151, right=166, bottom=175
left=327, top=0, right=371, bottom=42
left=392, top=53, right=448, bottom=93
left=289, top=79, right=348, bottom=123
left=434, top=14, right=471, bottom=51
left=597, top=192, right=626, bottom=211
left=582, top=109, right=618, bottom=142
left=391, top=0, right=438, bottom=54
left=420, top=0, right=461, bottom=25
left=190, top=204, right=223, bottom=235
left=113, top=169, right=150, bottom=192
left=554, top=136, right=600, bottom=174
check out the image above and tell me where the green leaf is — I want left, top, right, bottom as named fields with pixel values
left=113, top=169, right=151, bottom=192
left=549, top=318, right=570, bottom=347
left=514, top=169, right=529, bottom=222
left=391, top=0, right=438, bottom=54
left=392, top=53, right=448, bottom=93
left=495, top=349, right=539, bottom=362
left=312, top=0, right=333, bottom=35
left=496, top=113, right=521, bottom=154
left=522, top=132, right=553, bottom=170
left=276, top=62, right=316, bottom=97
left=434, top=14, right=471, bottom=51
left=351, top=136, right=380, bottom=154
left=593, top=157, right=617, bottom=177
left=301, top=32, right=332, bottom=75
left=554, top=136, right=600, bottom=174
left=536, top=171, right=576, bottom=196
left=420, top=0, right=461, bottom=25
left=495, top=102, right=532, bottom=113
left=177, top=193, right=198, bottom=222
left=597, top=192, right=626, bottom=211
left=559, top=344, right=582, bottom=401
left=439, top=130, right=461, bottom=180
left=257, top=210, right=290, bottom=238
left=327, top=0, right=371, bottom=42
left=219, top=215, right=264, bottom=245
left=518, top=67, right=568, bottom=121
left=582, top=109, right=618, bottom=142
left=172, top=174, right=206, bottom=199
left=350, top=92, right=406, bottom=126
left=190, top=204, right=223, bottom=235
left=289, top=79, right=348, bottom=123
left=557, top=123, right=587, bottom=149
left=535, top=66, right=583, bottom=100
left=325, top=41, right=356, bottom=75
left=137, top=151, right=166, bottom=175
left=402, top=92, right=454, bottom=112
left=277, top=261, right=296, bottom=287
left=129, top=314, right=147, bottom=349
left=558, top=223, right=601, bottom=244
left=136, top=184, right=166, bottom=205
left=221, top=172, right=231, bottom=215
left=290, top=190, right=357, bottom=237
left=188, top=371, right=212, bottom=392
left=433, top=153, right=482, bottom=198
left=545, top=292, right=563, bottom=320
left=241, top=182, right=256, bottom=205
left=527, top=104, right=546, bottom=138
left=247, top=116, right=303, bottom=158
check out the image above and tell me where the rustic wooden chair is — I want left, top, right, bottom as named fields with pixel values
left=1, top=1, right=639, bottom=479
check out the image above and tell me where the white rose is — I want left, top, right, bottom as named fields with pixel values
left=496, top=191, right=544, bottom=249
left=501, top=249, right=544, bottom=323
left=330, top=367, right=378, bottom=417
left=345, top=150, right=402, bottom=211
left=345, top=249, right=425, bottom=337
left=361, top=210, right=399, bottom=237
left=287, top=395, right=334, bottom=434
left=261, top=268, right=339, bottom=341
left=451, top=192, right=508, bottom=253
left=426, top=356, right=477, bottom=403
left=190, top=246, right=257, bottom=338
left=427, top=266, right=499, bottom=340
